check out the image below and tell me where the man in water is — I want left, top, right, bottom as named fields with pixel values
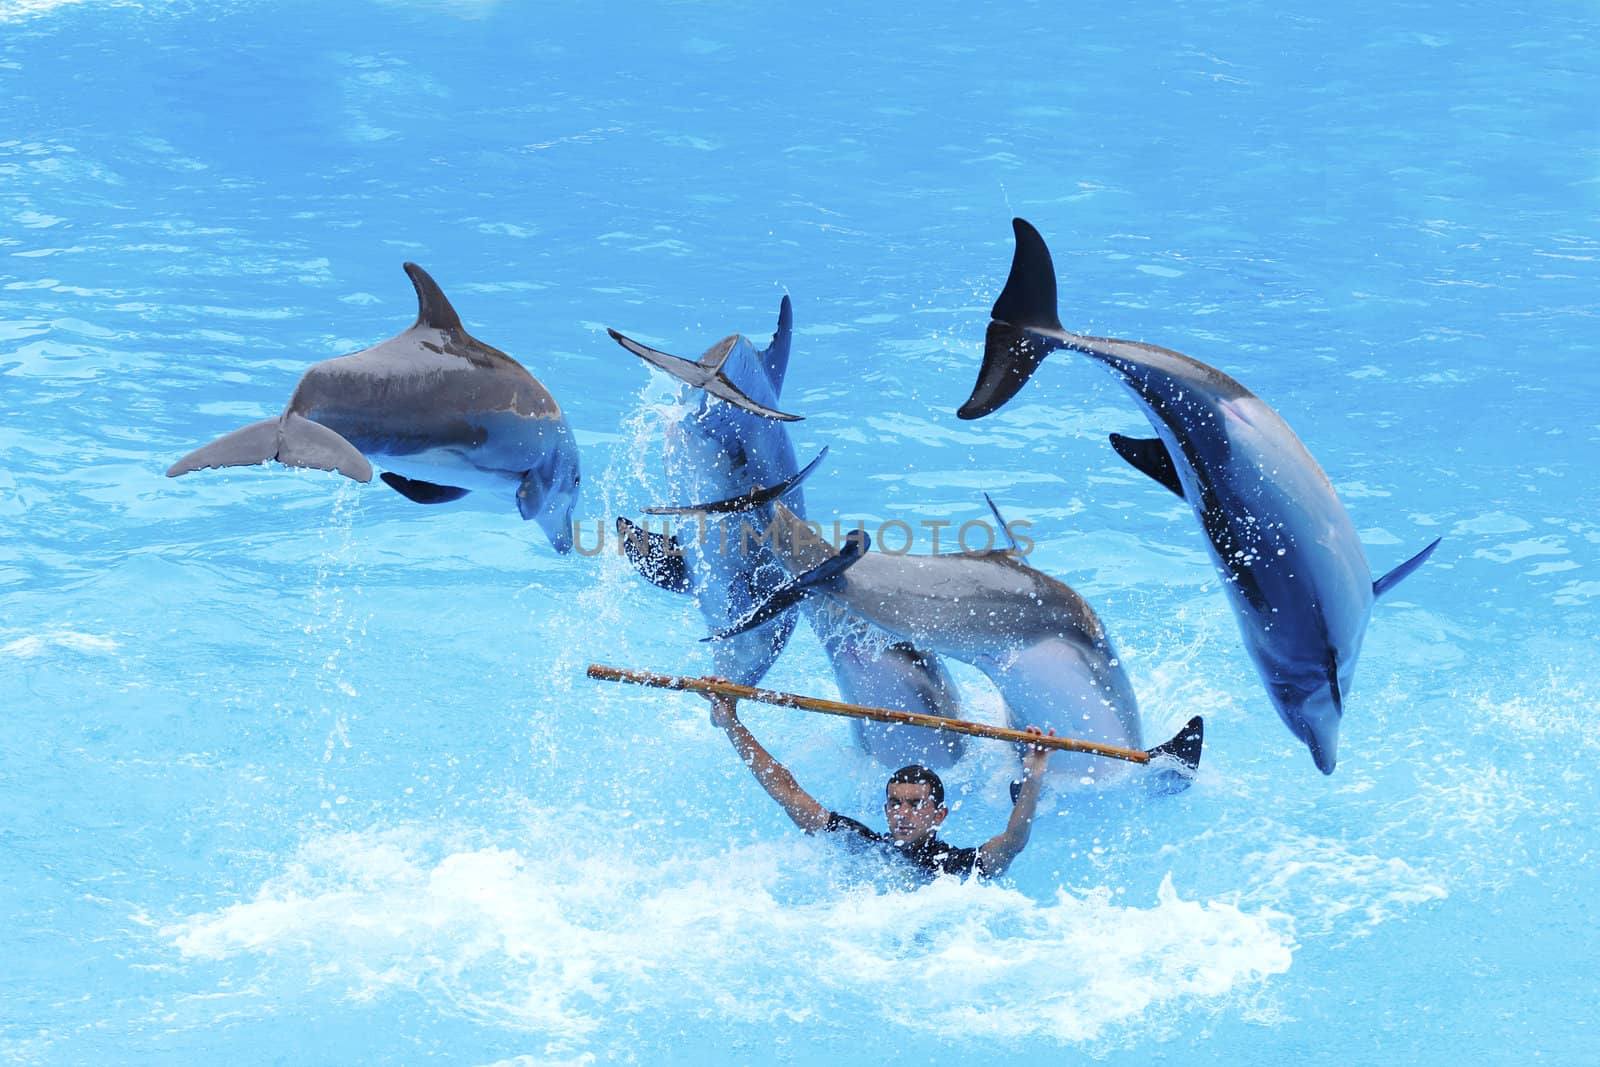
left=704, top=681, right=1055, bottom=881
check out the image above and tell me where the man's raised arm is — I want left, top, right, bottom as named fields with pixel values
left=705, top=681, right=830, bottom=833
left=977, top=726, right=1056, bottom=877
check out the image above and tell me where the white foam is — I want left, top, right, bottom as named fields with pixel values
left=0, top=0, right=101, bottom=21
left=164, top=825, right=1294, bottom=1051
left=0, top=629, right=119, bottom=658
left=1238, top=832, right=1447, bottom=942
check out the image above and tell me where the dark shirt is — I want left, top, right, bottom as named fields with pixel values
left=814, top=812, right=989, bottom=882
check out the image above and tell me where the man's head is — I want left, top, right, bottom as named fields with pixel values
left=884, top=765, right=948, bottom=845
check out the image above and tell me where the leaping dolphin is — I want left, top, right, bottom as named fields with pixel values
left=610, top=299, right=966, bottom=767
left=167, top=263, right=581, bottom=554
left=960, top=218, right=1440, bottom=774
left=712, top=503, right=1193, bottom=787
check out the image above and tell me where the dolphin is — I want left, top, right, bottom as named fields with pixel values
left=167, top=262, right=581, bottom=553
left=711, top=503, right=1190, bottom=786
left=959, top=218, right=1440, bottom=774
left=610, top=299, right=966, bottom=767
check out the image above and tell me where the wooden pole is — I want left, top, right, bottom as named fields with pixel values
left=586, top=663, right=1153, bottom=765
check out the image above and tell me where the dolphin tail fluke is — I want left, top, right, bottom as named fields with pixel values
left=759, top=294, right=794, bottom=394
left=992, top=218, right=1065, bottom=332
left=1373, top=537, right=1442, bottom=599
left=166, top=414, right=372, bottom=483
left=705, top=530, right=870, bottom=641
left=166, top=417, right=283, bottom=477
left=644, top=446, right=828, bottom=516
left=1142, top=715, right=1204, bottom=795
left=403, top=262, right=463, bottom=332
left=617, top=517, right=693, bottom=594
left=958, top=218, right=1067, bottom=420
left=276, top=414, right=374, bottom=481
left=696, top=333, right=802, bottom=421
left=608, top=328, right=802, bottom=422
left=1109, top=434, right=1187, bottom=499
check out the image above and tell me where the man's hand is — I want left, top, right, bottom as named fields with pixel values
left=700, top=676, right=738, bottom=730
left=1020, top=725, right=1055, bottom=784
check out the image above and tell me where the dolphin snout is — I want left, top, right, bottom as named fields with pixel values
left=1306, top=729, right=1339, bottom=775
left=546, top=522, right=574, bottom=555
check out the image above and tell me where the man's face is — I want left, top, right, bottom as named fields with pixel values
left=884, top=781, right=947, bottom=845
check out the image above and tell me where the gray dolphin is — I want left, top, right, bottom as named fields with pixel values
left=611, top=300, right=966, bottom=768
left=167, top=263, right=581, bottom=553
left=959, top=218, right=1440, bottom=774
left=712, top=504, right=1199, bottom=786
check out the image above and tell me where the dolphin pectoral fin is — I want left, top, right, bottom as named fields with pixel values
left=644, top=446, right=828, bottom=516
left=703, top=583, right=813, bottom=642
left=616, top=518, right=693, bottom=594
left=959, top=218, right=1068, bottom=421
left=166, top=417, right=284, bottom=477
left=513, top=468, right=550, bottom=522
left=759, top=294, right=794, bottom=394
left=1109, top=434, right=1187, bottom=500
left=276, top=414, right=373, bottom=482
left=379, top=472, right=470, bottom=505
left=1373, top=537, right=1442, bottom=599
left=1142, top=715, right=1205, bottom=795
left=706, top=530, right=870, bottom=641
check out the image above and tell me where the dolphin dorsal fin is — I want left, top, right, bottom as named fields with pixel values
left=403, top=262, right=463, bottom=332
left=1110, top=434, right=1187, bottom=500
left=760, top=295, right=794, bottom=394
left=1373, top=537, right=1442, bottom=599
left=983, top=493, right=1021, bottom=552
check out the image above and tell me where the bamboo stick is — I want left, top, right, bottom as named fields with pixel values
left=586, top=663, right=1153, bottom=765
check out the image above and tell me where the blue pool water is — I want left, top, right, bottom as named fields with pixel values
left=3, top=1, right=1596, bottom=1063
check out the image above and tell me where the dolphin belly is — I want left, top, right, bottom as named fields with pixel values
left=804, top=601, right=967, bottom=770
left=688, top=521, right=800, bottom=686
left=988, top=637, right=1142, bottom=784
left=367, top=448, right=522, bottom=493
left=1183, top=422, right=1374, bottom=774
